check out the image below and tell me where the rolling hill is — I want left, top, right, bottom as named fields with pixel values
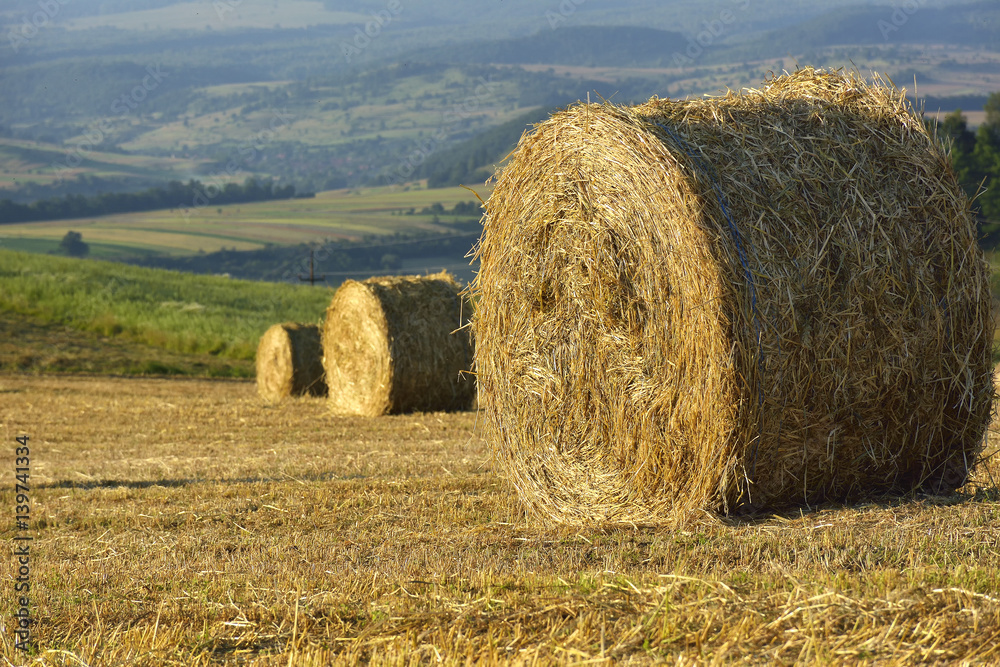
left=711, top=1, right=1000, bottom=63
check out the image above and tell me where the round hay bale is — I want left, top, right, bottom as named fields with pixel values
left=256, top=323, right=327, bottom=402
left=322, top=271, right=475, bottom=416
left=473, top=68, right=994, bottom=524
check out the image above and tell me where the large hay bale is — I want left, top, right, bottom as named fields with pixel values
left=473, top=69, right=994, bottom=524
left=256, top=323, right=327, bottom=402
left=322, top=272, right=474, bottom=416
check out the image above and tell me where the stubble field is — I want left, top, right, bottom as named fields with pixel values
left=0, top=373, right=999, bottom=665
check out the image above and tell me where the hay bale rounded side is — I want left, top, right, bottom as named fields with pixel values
left=322, top=272, right=475, bottom=416
left=473, top=69, right=994, bottom=524
left=256, top=323, right=327, bottom=402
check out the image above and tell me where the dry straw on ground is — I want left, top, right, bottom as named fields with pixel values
left=255, top=322, right=326, bottom=402
left=323, top=271, right=475, bottom=416
left=473, top=68, right=994, bottom=524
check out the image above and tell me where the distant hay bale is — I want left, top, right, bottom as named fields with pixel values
left=473, top=68, right=994, bottom=524
left=322, top=272, right=475, bottom=416
left=256, top=323, right=326, bottom=402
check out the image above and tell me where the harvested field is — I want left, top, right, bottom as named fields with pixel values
left=0, top=373, right=998, bottom=664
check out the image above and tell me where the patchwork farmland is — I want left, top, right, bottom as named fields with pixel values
left=0, top=185, right=490, bottom=260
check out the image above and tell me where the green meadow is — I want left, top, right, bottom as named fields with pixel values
left=0, top=249, right=331, bottom=363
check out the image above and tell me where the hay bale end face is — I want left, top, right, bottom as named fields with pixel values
left=322, top=272, right=475, bottom=416
left=473, top=69, right=994, bottom=524
left=256, top=323, right=327, bottom=402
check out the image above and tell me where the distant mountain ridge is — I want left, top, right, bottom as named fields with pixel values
left=711, top=1, right=999, bottom=62
left=416, top=26, right=690, bottom=68
left=408, top=3, right=999, bottom=71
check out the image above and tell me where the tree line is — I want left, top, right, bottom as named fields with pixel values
left=0, top=178, right=308, bottom=225
left=934, top=92, right=1000, bottom=245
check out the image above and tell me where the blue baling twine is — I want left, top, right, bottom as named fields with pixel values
left=651, top=121, right=766, bottom=489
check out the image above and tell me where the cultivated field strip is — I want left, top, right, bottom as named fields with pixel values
left=0, top=185, right=491, bottom=260
left=0, top=374, right=998, bottom=664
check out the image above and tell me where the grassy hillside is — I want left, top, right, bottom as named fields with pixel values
left=0, top=308, right=255, bottom=377
left=0, top=249, right=332, bottom=363
left=410, top=108, right=548, bottom=187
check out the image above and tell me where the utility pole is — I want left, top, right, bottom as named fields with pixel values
left=298, top=249, right=326, bottom=285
